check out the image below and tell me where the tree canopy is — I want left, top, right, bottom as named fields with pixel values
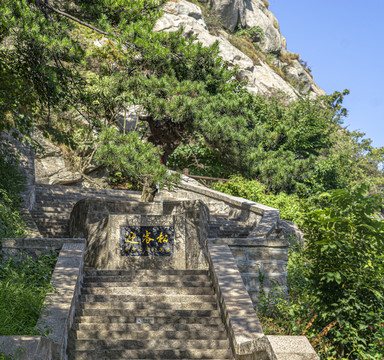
left=1, top=0, right=383, bottom=196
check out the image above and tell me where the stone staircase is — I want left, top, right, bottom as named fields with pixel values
left=68, top=269, right=233, bottom=360
left=31, top=184, right=141, bottom=238
left=208, top=215, right=252, bottom=238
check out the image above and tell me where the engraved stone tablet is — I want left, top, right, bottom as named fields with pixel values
left=136, top=317, right=155, bottom=324
left=120, top=226, right=174, bottom=256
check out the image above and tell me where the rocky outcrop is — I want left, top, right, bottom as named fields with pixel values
left=209, top=0, right=286, bottom=54
left=154, top=0, right=325, bottom=99
left=33, top=130, right=82, bottom=185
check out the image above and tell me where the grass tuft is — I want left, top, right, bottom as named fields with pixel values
left=0, top=252, right=58, bottom=335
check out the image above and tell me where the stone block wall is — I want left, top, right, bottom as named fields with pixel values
left=160, top=176, right=287, bottom=305
left=69, top=198, right=210, bottom=270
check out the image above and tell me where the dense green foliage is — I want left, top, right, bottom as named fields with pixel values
left=94, top=128, right=179, bottom=192
left=1, top=0, right=383, bottom=197
left=255, top=186, right=384, bottom=359
left=212, top=175, right=304, bottom=224
left=1, top=1, right=384, bottom=357
left=172, top=90, right=384, bottom=196
left=303, top=186, right=384, bottom=358
left=0, top=252, right=58, bottom=335
left=0, top=148, right=25, bottom=238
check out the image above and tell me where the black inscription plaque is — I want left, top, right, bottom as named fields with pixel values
left=120, top=226, right=174, bottom=256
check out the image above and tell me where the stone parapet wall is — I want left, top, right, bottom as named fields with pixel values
left=207, top=243, right=318, bottom=360
left=210, top=237, right=288, bottom=304
left=0, top=238, right=86, bottom=360
left=2, top=131, right=40, bottom=236
left=160, top=176, right=286, bottom=304
left=69, top=198, right=210, bottom=270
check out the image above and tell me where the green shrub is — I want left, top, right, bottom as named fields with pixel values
left=257, top=185, right=384, bottom=359
left=0, top=150, right=25, bottom=238
left=0, top=252, right=58, bottom=335
left=302, top=185, right=384, bottom=358
left=236, top=26, right=265, bottom=42
left=168, top=135, right=229, bottom=178
left=94, top=128, right=180, bottom=200
left=212, top=175, right=304, bottom=224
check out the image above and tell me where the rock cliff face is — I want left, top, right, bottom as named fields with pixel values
left=209, top=0, right=286, bottom=53
left=154, top=0, right=325, bottom=99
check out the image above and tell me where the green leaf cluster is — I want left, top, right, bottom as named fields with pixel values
left=0, top=147, right=26, bottom=239
left=0, top=252, right=58, bottom=335
left=236, top=26, right=265, bottom=42
left=94, top=127, right=179, bottom=190
left=212, top=175, right=304, bottom=224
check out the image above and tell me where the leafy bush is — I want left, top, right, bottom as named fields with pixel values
left=94, top=128, right=180, bottom=200
left=257, top=185, right=384, bottom=359
left=236, top=26, right=265, bottom=42
left=212, top=175, right=304, bottom=224
left=0, top=150, right=25, bottom=238
left=168, top=135, right=229, bottom=178
left=0, top=252, right=58, bottom=335
left=302, top=185, right=384, bottom=358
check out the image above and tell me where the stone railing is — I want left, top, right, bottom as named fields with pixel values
left=0, top=238, right=86, bottom=360
left=160, top=176, right=287, bottom=304
left=207, top=243, right=319, bottom=360
left=161, top=175, right=279, bottom=232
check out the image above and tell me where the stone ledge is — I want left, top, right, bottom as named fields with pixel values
left=266, top=336, right=319, bottom=360
left=175, top=177, right=280, bottom=237
left=208, top=237, right=288, bottom=247
left=0, top=239, right=86, bottom=360
left=0, top=336, right=50, bottom=360
left=2, top=238, right=86, bottom=249
left=207, top=243, right=264, bottom=359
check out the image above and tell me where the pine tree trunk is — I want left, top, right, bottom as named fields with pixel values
left=141, top=177, right=157, bottom=202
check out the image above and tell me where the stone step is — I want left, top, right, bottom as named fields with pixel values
left=71, top=329, right=227, bottom=340
left=35, top=224, right=69, bottom=232
left=79, top=301, right=217, bottom=311
left=31, top=208, right=73, bottom=217
left=32, top=217, right=69, bottom=223
left=75, top=309, right=220, bottom=318
left=74, top=316, right=223, bottom=326
left=82, top=281, right=213, bottom=288
left=208, top=225, right=251, bottom=230
left=35, top=184, right=140, bottom=196
left=37, top=230, right=70, bottom=238
left=84, top=269, right=209, bottom=277
left=73, top=323, right=225, bottom=332
left=35, top=192, right=139, bottom=200
left=84, top=274, right=210, bottom=283
left=69, top=339, right=230, bottom=352
left=207, top=237, right=287, bottom=246
left=34, top=194, right=84, bottom=200
left=208, top=221, right=249, bottom=226
left=37, top=226, right=69, bottom=232
left=210, top=215, right=232, bottom=220
left=79, top=294, right=216, bottom=304
left=68, top=348, right=232, bottom=360
left=208, top=232, right=250, bottom=238
left=80, top=286, right=214, bottom=296
left=35, top=195, right=133, bottom=203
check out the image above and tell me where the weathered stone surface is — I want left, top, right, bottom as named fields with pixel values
left=69, top=199, right=210, bottom=270
left=81, top=165, right=110, bottom=189
left=278, top=219, right=305, bottom=247
left=207, top=243, right=266, bottom=358
left=154, top=0, right=325, bottom=99
left=33, top=130, right=81, bottom=185
left=209, top=0, right=286, bottom=53
left=266, top=335, right=320, bottom=360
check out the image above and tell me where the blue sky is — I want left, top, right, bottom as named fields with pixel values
left=269, top=0, right=384, bottom=148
